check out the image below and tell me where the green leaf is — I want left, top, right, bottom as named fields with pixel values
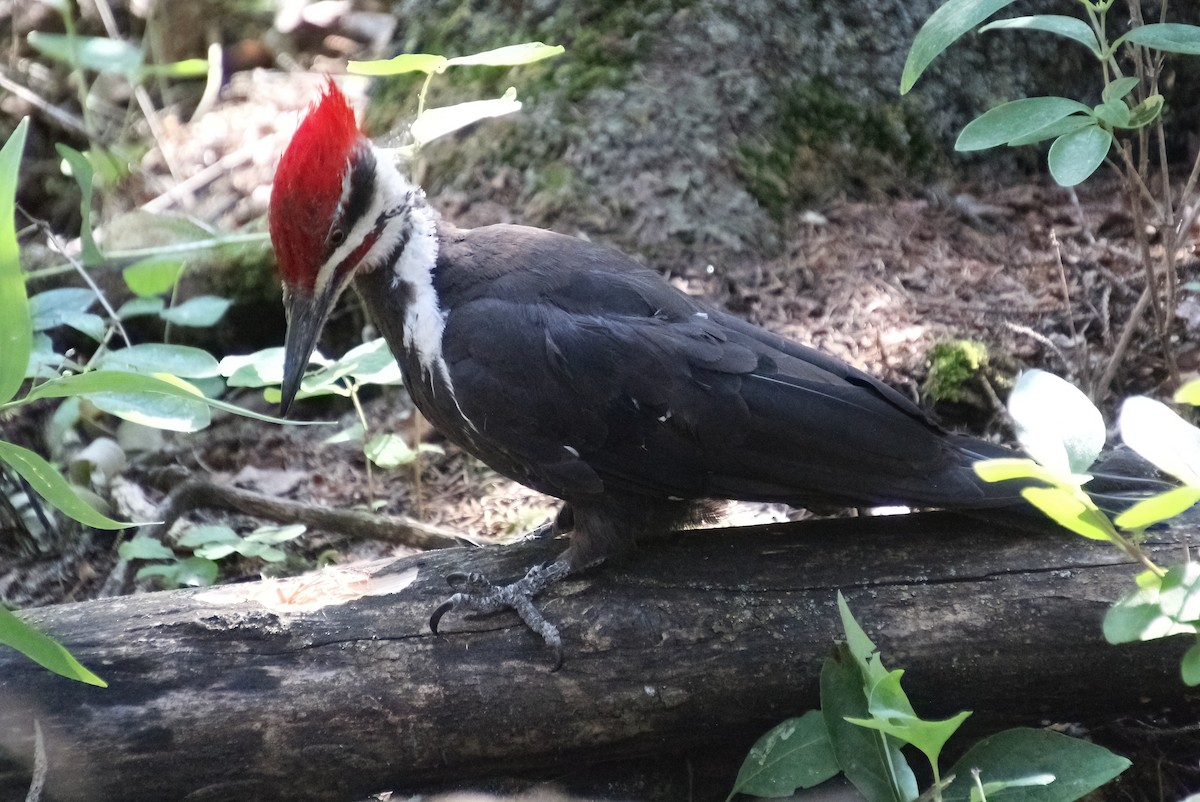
left=30, top=287, right=96, bottom=331
left=1114, top=487, right=1200, bottom=531
left=822, top=643, right=918, bottom=802
left=96, top=343, right=221, bottom=378
left=837, top=591, right=888, bottom=684
left=973, top=458, right=1064, bottom=487
left=980, top=15, right=1102, bottom=58
left=1102, top=77, right=1142, bottom=104
left=1047, top=125, right=1112, bottom=187
left=411, top=88, right=523, bottom=147
left=1004, top=115, right=1093, bottom=147
left=1007, top=370, right=1105, bottom=479
left=123, top=256, right=185, bottom=296
left=245, top=523, right=307, bottom=545
left=1020, top=486, right=1116, bottom=542
left=1119, top=396, right=1200, bottom=486
left=847, top=670, right=971, bottom=770
left=1176, top=380, right=1200, bottom=406
left=365, top=432, right=418, bottom=468
left=141, top=58, right=209, bottom=78
left=159, top=295, right=231, bottom=327
left=176, top=524, right=240, bottom=549
left=943, top=728, right=1129, bottom=802
left=1092, top=99, right=1130, bottom=129
left=348, top=53, right=449, bottom=76
left=1182, top=642, right=1200, bottom=686
left=61, top=311, right=106, bottom=342
left=118, top=537, right=175, bottom=560
left=901, top=0, right=1021, bottom=94
left=220, top=347, right=285, bottom=388
left=444, top=42, right=565, bottom=67
left=13, top=369, right=300, bottom=427
left=137, top=556, right=218, bottom=587
left=956, top=97, right=1093, bottom=152
left=0, top=118, right=30, bottom=406
left=54, top=145, right=104, bottom=265
left=1126, top=94, right=1164, bottom=129
left=1116, top=23, right=1200, bottom=56
left=27, top=32, right=144, bottom=78
left=1104, top=563, right=1200, bottom=643
left=87, top=389, right=211, bottom=433
left=0, top=440, right=131, bottom=529
left=0, top=605, right=106, bottom=686
left=729, top=711, right=839, bottom=799
left=117, top=296, right=166, bottom=319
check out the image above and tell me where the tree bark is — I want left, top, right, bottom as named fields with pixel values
left=0, top=511, right=1192, bottom=802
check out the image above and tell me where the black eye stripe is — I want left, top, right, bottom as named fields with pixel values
left=341, top=144, right=376, bottom=232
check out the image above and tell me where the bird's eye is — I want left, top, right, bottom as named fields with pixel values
left=328, top=226, right=347, bottom=248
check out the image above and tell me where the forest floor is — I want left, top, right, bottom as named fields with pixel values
left=6, top=10, right=1200, bottom=800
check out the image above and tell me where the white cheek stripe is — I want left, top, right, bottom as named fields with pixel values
left=372, top=151, right=479, bottom=433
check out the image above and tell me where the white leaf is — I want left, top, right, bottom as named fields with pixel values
left=1120, top=396, right=1200, bottom=486
left=1008, top=369, right=1105, bottom=478
left=410, top=88, right=521, bottom=146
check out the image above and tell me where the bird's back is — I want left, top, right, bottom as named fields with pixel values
left=362, top=221, right=1023, bottom=514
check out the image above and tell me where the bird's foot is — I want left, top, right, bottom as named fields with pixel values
left=429, top=559, right=572, bottom=670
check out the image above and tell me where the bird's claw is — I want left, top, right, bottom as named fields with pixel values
left=429, top=559, right=572, bottom=670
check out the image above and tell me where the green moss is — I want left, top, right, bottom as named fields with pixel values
left=922, top=339, right=991, bottom=406
left=364, top=0, right=688, bottom=134
left=734, top=79, right=945, bottom=219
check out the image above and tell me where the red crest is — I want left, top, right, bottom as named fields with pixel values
left=270, top=80, right=362, bottom=292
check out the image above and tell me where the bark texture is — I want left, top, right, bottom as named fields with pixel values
left=0, top=512, right=1190, bottom=802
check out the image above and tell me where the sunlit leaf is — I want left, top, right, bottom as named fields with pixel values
left=1104, top=563, right=1200, bottom=643
left=348, top=53, right=448, bottom=75
left=0, top=606, right=107, bottom=686
left=974, top=457, right=1066, bottom=487
left=1114, top=487, right=1200, bottom=531
left=411, top=88, right=522, bottom=146
left=1007, top=370, right=1105, bottom=479
left=444, top=43, right=565, bottom=67
left=0, top=118, right=30, bottom=406
left=1177, top=380, right=1200, bottom=406
left=1120, top=396, right=1200, bottom=486
left=1020, top=486, right=1116, bottom=541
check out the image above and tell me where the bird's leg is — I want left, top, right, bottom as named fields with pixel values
left=429, top=558, right=575, bottom=670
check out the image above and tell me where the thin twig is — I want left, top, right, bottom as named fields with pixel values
left=1095, top=285, right=1153, bottom=400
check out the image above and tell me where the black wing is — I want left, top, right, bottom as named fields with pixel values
left=437, top=225, right=1011, bottom=509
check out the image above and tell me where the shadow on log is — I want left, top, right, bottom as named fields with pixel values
left=0, top=511, right=1193, bottom=801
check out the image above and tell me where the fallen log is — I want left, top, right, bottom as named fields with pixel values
left=0, top=511, right=1192, bottom=802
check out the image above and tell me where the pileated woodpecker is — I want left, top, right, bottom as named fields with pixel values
left=269, top=82, right=1023, bottom=664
